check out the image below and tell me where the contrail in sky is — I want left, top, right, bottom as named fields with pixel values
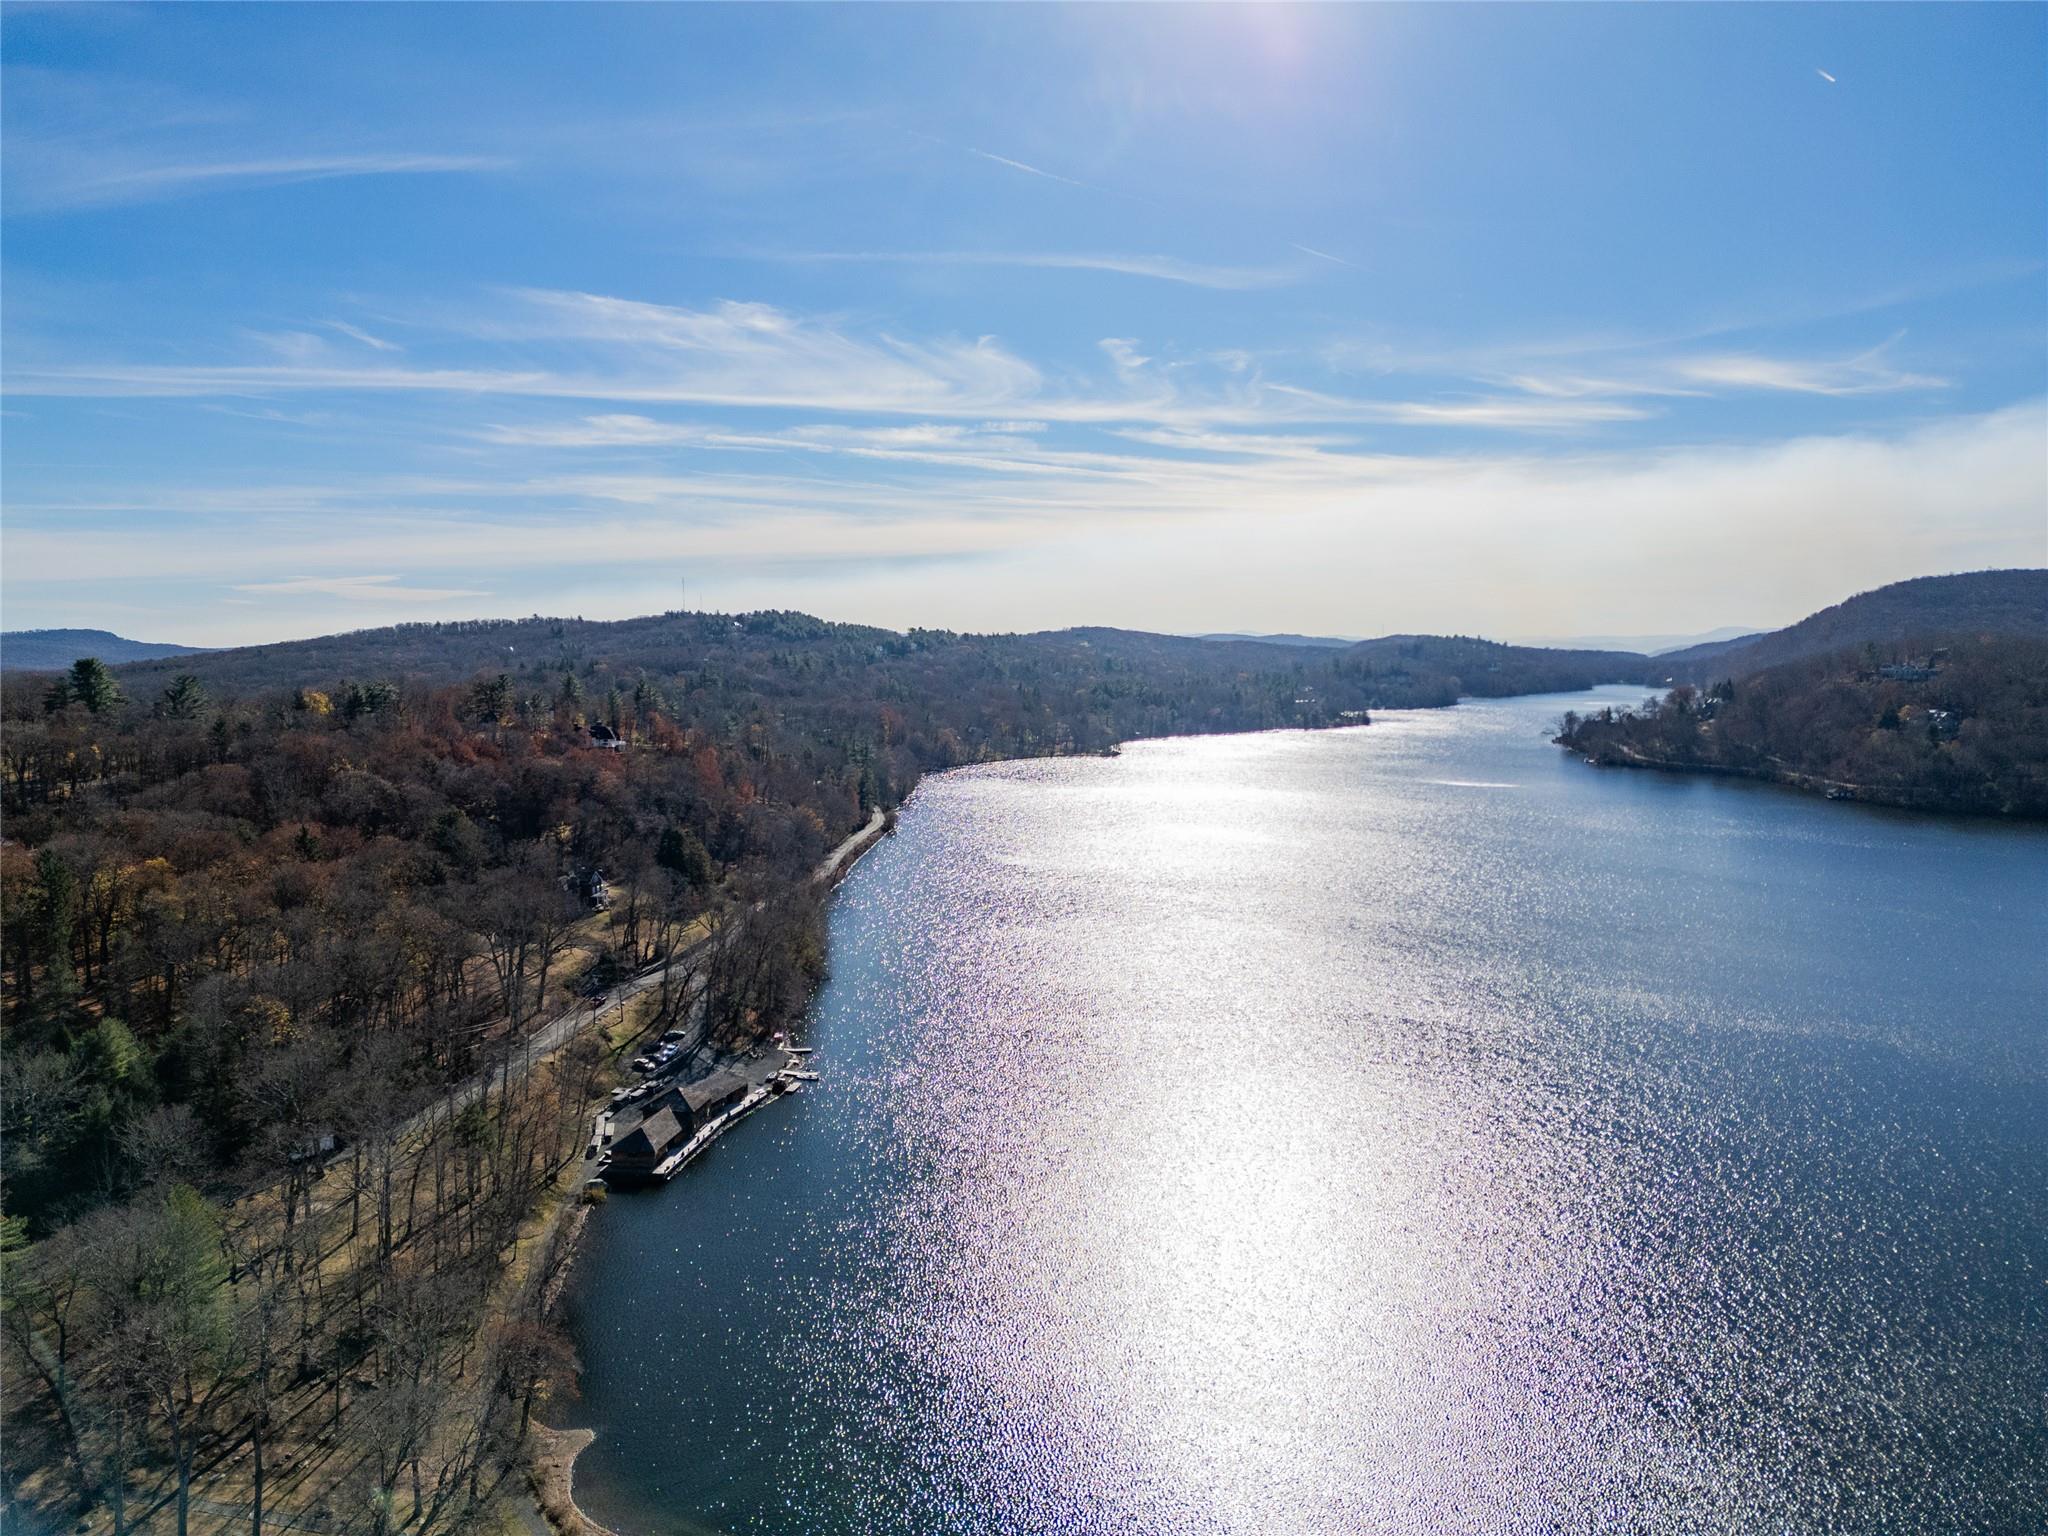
left=968, top=148, right=1088, bottom=188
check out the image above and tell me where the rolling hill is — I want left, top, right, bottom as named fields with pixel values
left=1196, top=631, right=1358, bottom=648
left=1341, top=634, right=1654, bottom=701
left=1658, top=569, right=2048, bottom=682
left=1559, top=570, right=2048, bottom=817
left=1507, top=625, right=1761, bottom=655
left=65, top=610, right=1656, bottom=717
left=1, top=627, right=210, bottom=671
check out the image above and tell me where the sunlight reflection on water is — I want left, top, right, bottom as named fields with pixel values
left=566, top=689, right=2048, bottom=1535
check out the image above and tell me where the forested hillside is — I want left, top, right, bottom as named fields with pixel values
left=0, top=606, right=1651, bottom=1535
left=1557, top=634, right=2048, bottom=816
left=1657, top=569, right=2048, bottom=681
left=0, top=582, right=2031, bottom=1530
left=2, top=630, right=209, bottom=672
left=1342, top=634, right=1652, bottom=701
left=86, top=609, right=1653, bottom=720
left=0, top=608, right=1650, bottom=1232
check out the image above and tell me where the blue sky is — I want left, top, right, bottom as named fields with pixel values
left=3, top=3, right=2044, bottom=646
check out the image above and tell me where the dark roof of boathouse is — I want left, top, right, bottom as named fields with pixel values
left=652, top=1069, right=749, bottom=1121
left=611, top=1107, right=682, bottom=1164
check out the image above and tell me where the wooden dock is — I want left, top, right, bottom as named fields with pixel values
left=600, top=1066, right=814, bottom=1186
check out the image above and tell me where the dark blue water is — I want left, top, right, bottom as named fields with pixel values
left=563, top=689, right=2048, bottom=1535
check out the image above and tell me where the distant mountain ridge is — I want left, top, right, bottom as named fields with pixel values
left=1507, top=625, right=1761, bottom=656
left=1340, top=633, right=1653, bottom=697
left=1659, top=569, right=2048, bottom=681
left=1, top=628, right=210, bottom=672
left=90, top=612, right=1654, bottom=714
left=15, top=570, right=2040, bottom=698
left=1197, top=631, right=1358, bottom=648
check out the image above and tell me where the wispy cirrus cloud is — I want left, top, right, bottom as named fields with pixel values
left=1289, top=243, right=1356, bottom=269
left=1496, top=347, right=1946, bottom=402
left=11, top=404, right=2041, bottom=654
left=230, top=574, right=489, bottom=602
left=1667, top=347, right=1947, bottom=396
left=6, top=290, right=1047, bottom=417
left=475, top=414, right=1143, bottom=480
left=7, top=150, right=511, bottom=212
left=0, top=286, right=1949, bottom=439
left=761, top=249, right=1302, bottom=290
left=325, top=320, right=404, bottom=353
left=966, top=147, right=1087, bottom=188
left=1261, top=385, right=1652, bottom=429
left=1350, top=323, right=1953, bottom=405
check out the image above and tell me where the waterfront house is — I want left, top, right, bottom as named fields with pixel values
left=649, top=1069, right=749, bottom=1136
left=589, top=722, right=626, bottom=750
left=607, top=1106, right=684, bottom=1181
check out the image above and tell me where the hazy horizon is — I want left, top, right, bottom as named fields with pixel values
left=0, top=589, right=1876, bottom=656
left=5, top=5, right=2045, bottom=646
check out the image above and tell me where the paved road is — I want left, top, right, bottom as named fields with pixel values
left=401, top=929, right=703, bottom=1141
left=815, top=805, right=886, bottom=884
left=403, top=808, right=888, bottom=1141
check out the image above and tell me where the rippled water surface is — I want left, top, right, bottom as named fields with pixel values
left=565, top=689, right=2048, bottom=1535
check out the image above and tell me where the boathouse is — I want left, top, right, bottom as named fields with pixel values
left=650, top=1069, right=749, bottom=1136
left=607, top=1107, right=683, bottom=1181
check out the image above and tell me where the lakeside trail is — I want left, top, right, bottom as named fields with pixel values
left=519, top=806, right=890, bottom=1536
left=816, top=805, right=888, bottom=886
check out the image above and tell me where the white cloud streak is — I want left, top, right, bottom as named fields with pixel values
left=2, top=288, right=1661, bottom=431
left=15, top=402, right=2040, bottom=590
left=967, top=148, right=1087, bottom=188
left=10, top=151, right=510, bottom=212
left=1367, top=328, right=1951, bottom=403
left=1669, top=350, right=1946, bottom=396
left=325, top=320, right=404, bottom=353
left=763, top=249, right=1301, bottom=290
left=0, top=289, right=1958, bottom=448
left=10, top=399, right=2040, bottom=645
left=230, top=574, right=489, bottom=602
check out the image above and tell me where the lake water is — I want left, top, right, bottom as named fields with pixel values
left=563, top=688, right=2048, bottom=1535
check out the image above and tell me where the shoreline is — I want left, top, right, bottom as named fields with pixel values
left=522, top=690, right=1649, bottom=1536
left=525, top=693, right=1631, bottom=1535
left=1571, top=742, right=2043, bottom=820
left=526, top=1426, right=618, bottom=1536
left=534, top=690, right=2044, bottom=1534
left=527, top=806, right=893, bottom=1536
